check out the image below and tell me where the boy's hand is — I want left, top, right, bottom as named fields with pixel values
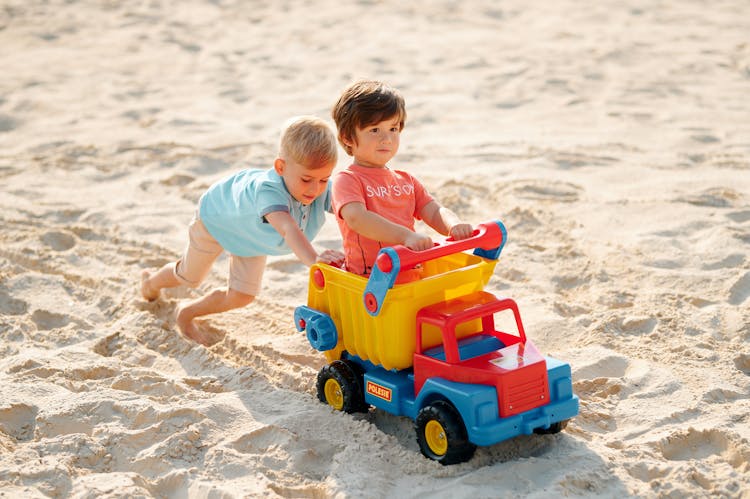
left=317, top=249, right=345, bottom=267
left=404, top=232, right=433, bottom=251
left=449, top=223, right=474, bottom=240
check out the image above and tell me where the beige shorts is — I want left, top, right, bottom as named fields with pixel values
left=173, top=217, right=266, bottom=296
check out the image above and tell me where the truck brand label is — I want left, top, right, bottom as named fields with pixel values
left=366, top=381, right=392, bottom=402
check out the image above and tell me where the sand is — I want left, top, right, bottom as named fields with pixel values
left=1, top=0, right=749, bottom=497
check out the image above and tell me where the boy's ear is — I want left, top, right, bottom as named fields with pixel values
left=273, top=158, right=285, bottom=175
left=339, top=132, right=353, bottom=148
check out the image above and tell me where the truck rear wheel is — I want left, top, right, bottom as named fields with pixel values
left=415, top=401, right=476, bottom=465
left=533, top=419, right=569, bottom=435
left=316, top=360, right=368, bottom=414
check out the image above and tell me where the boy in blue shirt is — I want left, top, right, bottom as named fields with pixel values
left=140, top=116, right=342, bottom=345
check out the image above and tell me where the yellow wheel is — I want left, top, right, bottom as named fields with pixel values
left=424, top=420, right=448, bottom=456
left=316, top=361, right=368, bottom=413
left=415, top=401, right=476, bottom=464
left=324, top=378, right=344, bottom=410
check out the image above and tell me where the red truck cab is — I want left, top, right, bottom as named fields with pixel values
left=414, top=291, right=550, bottom=418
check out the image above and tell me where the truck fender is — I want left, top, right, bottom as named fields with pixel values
left=293, top=306, right=338, bottom=351
left=414, top=378, right=498, bottom=437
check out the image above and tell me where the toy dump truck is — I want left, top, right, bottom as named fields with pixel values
left=294, top=221, right=578, bottom=464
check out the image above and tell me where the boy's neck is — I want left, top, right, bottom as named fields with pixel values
left=352, top=162, right=387, bottom=169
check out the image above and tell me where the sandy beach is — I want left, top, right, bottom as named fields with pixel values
left=1, top=0, right=749, bottom=497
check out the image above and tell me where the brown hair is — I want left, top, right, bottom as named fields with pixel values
left=279, top=116, right=338, bottom=169
left=331, top=80, right=406, bottom=156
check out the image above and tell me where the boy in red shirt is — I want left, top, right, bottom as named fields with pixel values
left=331, top=80, right=473, bottom=281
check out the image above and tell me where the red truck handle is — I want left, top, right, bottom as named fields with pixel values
left=363, top=220, right=507, bottom=316
left=375, top=220, right=505, bottom=273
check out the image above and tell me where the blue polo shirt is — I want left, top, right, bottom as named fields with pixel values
left=198, top=168, right=331, bottom=257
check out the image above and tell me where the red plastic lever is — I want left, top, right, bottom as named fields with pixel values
left=376, top=221, right=503, bottom=272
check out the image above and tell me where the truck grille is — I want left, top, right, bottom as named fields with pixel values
left=500, top=364, right=549, bottom=417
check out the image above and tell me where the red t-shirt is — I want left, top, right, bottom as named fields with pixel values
left=332, top=164, right=434, bottom=276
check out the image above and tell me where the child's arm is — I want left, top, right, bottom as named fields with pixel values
left=265, top=211, right=342, bottom=266
left=419, top=201, right=474, bottom=240
left=340, top=202, right=433, bottom=250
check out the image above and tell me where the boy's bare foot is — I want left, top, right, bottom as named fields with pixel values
left=175, top=304, right=198, bottom=339
left=175, top=305, right=219, bottom=346
left=140, top=270, right=160, bottom=301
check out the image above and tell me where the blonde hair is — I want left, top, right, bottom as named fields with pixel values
left=279, top=116, right=338, bottom=169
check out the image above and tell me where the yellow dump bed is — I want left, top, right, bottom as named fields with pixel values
left=306, top=251, right=498, bottom=371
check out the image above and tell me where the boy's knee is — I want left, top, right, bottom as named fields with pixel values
left=173, top=261, right=205, bottom=289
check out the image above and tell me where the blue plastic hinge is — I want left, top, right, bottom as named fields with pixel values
left=362, top=247, right=401, bottom=317
left=294, top=306, right=338, bottom=351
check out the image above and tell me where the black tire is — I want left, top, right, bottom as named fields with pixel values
left=533, top=419, right=569, bottom=435
left=415, top=400, right=476, bottom=465
left=316, top=360, right=368, bottom=414
left=343, top=359, right=370, bottom=413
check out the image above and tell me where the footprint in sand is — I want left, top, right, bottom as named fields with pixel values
left=571, top=349, right=629, bottom=435
left=553, top=301, right=590, bottom=317
left=677, top=187, right=742, bottom=208
left=0, top=289, right=28, bottom=316
left=552, top=271, right=592, bottom=291
left=546, top=151, right=619, bottom=169
left=506, top=207, right=543, bottom=230
left=228, top=423, right=341, bottom=480
left=180, top=155, right=231, bottom=176
left=0, top=113, right=20, bottom=132
left=92, top=332, right=123, bottom=357
left=690, top=134, right=721, bottom=144
left=435, top=179, right=489, bottom=216
left=110, top=372, right=188, bottom=399
left=572, top=346, right=683, bottom=399
left=701, top=253, right=745, bottom=271
left=734, top=353, right=750, bottom=376
left=597, top=291, right=635, bottom=309
left=159, top=173, right=196, bottom=187
left=573, top=349, right=629, bottom=380
left=659, top=428, right=749, bottom=469
left=620, top=316, right=658, bottom=335
left=728, top=271, right=750, bottom=305
left=71, top=474, right=151, bottom=497
left=40, top=230, right=76, bottom=251
left=182, top=376, right=227, bottom=394
left=70, top=225, right=105, bottom=241
left=30, top=309, right=72, bottom=330
left=510, top=179, right=582, bottom=202
left=726, top=209, right=750, bottom=224
left=597, top=315, right=658, bottom=336
left=0, top=403, right=38, bottom=441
